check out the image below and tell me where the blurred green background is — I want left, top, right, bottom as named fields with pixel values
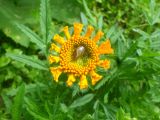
left=1, top=0, right=160, bottom=120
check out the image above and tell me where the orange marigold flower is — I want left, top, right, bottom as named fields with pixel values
left=48, top=23, right=113, bottom=89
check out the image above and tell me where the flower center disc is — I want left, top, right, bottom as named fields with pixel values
left=59, top=36, right=99, bottom=76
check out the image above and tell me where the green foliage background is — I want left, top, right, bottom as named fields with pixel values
left=0, top=0, right=160, bottom=120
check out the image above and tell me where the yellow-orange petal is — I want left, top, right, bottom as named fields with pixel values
left=93, top=30, right=104, bottom=42
left=79, top=75, right=88, bottom=89
left=66, top=74, right=76, bottom=87
left=98, top=60, right=110, bottom=69
left=50, top=67, right=62, bottom=82
left=50, top=43, right=60, bottom=53
left=84, top=25, right=94, bottom=38
left=53, top=34, right=65, bottom=45
left=98, top=39, right=114, bottom=55
left=63, top=26, right=71, bottom=39
left=74, top=23, right=83, bottom=36
left=90, top=71, right=102, bottom=85
left=48, top=55, right=60, bottom=64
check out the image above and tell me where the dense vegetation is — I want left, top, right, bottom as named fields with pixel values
left=0, top=0, right=160, bottom=119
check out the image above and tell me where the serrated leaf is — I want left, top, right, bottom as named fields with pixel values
left=40, top=0, right=51, bottom=44
left=6, top=53, right=48, bottom=70
left=69, top=94, right=94, bottom=108
left=11, top=84, right=25, bottom=120
left=16, top=23, right=45, bottom=50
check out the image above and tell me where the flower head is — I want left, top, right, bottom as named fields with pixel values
left=49, top=23, right=113, bottom=89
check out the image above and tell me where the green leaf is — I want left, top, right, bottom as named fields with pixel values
left=98, top=15, right=103, bottom=30
left=40, top=0, right=51, bottom=44
left=133, top=28, right=150, bottom=39
left=150, top=40, right=160, bottom=50
left=116, top=108, right=134, bottom=120
left=50, top=0, right=82, bottom=23
left=0, top=1, right=35, bottom=47
left=3, top=26, right=30, bottom=47
left=0, top=56, right=10, bottom=68
left=101, top=104, right=115, bottom=120
left=6, top=53, right=48, bottom=70
left=16, top=23, right=45, bottom=50
left=95, top=76, right=110, bottom=90
left=25, top=98, right=49, bottom=120
left=106, top=25, right=117, bottom=38
left=0, top=0, right=39, bottom=26
left=106, top=25, right=122, bottom=44
left=144, top=57, right=160, bottom=69
left=81, top=114, right=94, bottom=120
left=82, top=0, right=96, bottom=25
left=60, top=103, right=68, bottom=113
left=69, top=94, right=94, bottom=108
left=93, top=100, right=99, bottom=120
left=81, top=12, right=88, bottom=26
left=11, top=84, right=25, bottom=120
left=150, top=0, right=155, bottom=14
left=151, top=29, right=160, bottom=38
left=1, top=93, right=12, bottom=113
left=116, top=39, right=126, bottom=59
